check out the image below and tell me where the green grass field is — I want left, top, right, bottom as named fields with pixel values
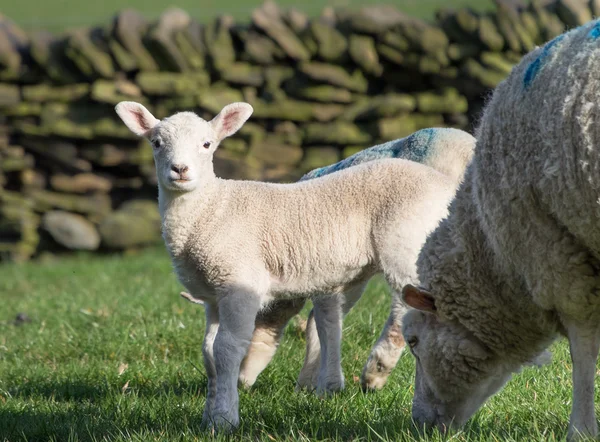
left=3, top=0, right=494, bottom=33
left=0, top=246, right=591, bottom=441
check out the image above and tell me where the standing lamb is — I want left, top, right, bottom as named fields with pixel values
left=399, top=20, right=600, bottom=441
left=230, top=129, right=476, bottom=391
left=115, top=100, right=469, bottom=431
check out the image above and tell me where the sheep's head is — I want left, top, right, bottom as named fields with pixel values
left=400, top=284, right=514, bottom=434
left=115, top=101, right=253, bottom=192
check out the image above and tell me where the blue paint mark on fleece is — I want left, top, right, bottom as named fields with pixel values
left=588, top=21, right=600, bottom=39
left=523, top=34, right=565, bottom=89
left=299, top=128, right=437, bottom=181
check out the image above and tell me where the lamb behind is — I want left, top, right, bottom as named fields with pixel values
left=400, top=20, right=600, bottom=441
left=234, top=128, right=476, bottom=391
left=115, top=100, right=468, bottom=431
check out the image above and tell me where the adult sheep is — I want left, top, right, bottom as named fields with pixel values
left=115, top=101, right=470, bottom=432
left=399, top=20, right=600, bottom=441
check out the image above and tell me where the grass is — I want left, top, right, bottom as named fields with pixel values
left=3, top=0, right=494, bottom=33
left=0, top=245, right=592, bottom=441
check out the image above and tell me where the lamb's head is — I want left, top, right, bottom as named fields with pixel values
left=400, top=284, right=513, bottom=434
left=115, top=101, right=253, bottom=192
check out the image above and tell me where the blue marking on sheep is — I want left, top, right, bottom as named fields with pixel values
left=588, top=21, right=600, bottom=39
left=523, top=35, right=565, bottom=89
left=300, top=128, right=438, bottom=181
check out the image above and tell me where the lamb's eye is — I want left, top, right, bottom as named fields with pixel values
left=407, top=337, right=418, bottom=348
left=203, top=141, right=211, bottom=149
left=151, top=139, right=161, bottom=149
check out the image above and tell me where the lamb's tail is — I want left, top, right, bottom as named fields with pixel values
left=299, top=128, right=475, bottom=182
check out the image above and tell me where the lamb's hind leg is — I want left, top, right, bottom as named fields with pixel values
left=238, top=298, right=306, bottom=388
left=201, top=303, right=219, bottom=426
left=297, top=285, right=366, bottom=391
left=313, top=294, right=344, bottom=395
left=361, top=287, right=410, bottom=391
left=565, top=320, right=600, bottom=441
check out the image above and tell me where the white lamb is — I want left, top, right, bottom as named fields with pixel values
left=115, top=100, right=468, bottom=431
left=398, top=19, right=600, bottom=441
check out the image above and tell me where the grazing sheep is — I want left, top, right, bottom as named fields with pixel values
left=231, top=129, right=476, bottom=391
left=399, top=20, right=600, bottom=441
left=115, top=101, right=468, bottom=431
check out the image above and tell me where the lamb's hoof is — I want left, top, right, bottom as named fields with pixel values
left=360, top=358, right=391, bottom=392
left=566, top=425, right=598, bottom=442
left=201, top=412, right=239, bottom=434
left=316, top=378, right=345, bottom=396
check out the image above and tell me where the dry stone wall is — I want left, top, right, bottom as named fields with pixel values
left=0, top=0, right=590, bottom=261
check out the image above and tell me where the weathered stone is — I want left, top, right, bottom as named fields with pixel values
left=288, top=84, right=354, bottom=103
left=65, top=28, right=115, bottom=79
left=243, top=31, right=284, bottom=64
left=0, top=84, right=20, bottom=107
left=520, top=11, right=541, bottom=44
left=379, top=31, right=410, bottom=51
left=310, top=22, right=347, bottom=62
left=198, top=86, right=244, bottom=114
left=79, top=143, right=129, bottom=166
left=252, top=4, right=310, bottom=61
left=221, top=138, right=247, bottom=154
left=478, top=15, right=505, bottom=51
left=107, top=38, right=137, bottom=72
left=145, top=8, right=191, bottom=72
left=342, top=146, right=365, bottom=158
left=273, top=121, right=303, bottom=145
left=248, top=135, right=304, bottom=166
left=339, top=5, right=407, bottom=34
left=42, top=210, right=100, bottom=250
left=448, top=43, right=480, bottom=61
left=401, top=53, right=442, bottom=74
left=50, top=173, right=112, bottom=193
left=494, top=1, right=534, bottom=53
left=30, top=190, right=111, bottom=217
left=556, top=0, right=592, bottom=27
left=415, top=89, right=468, bottom=114
left=300, top=147, right=340, bottom=172
left=22, top=83, right=89, bottom=102
left=312, top=104, right=347, bottom=122
left=462, top=59, right=507, bottom=88
left=204, top=16, right=237, bottom=71
left=285, top=7, right=310, bottom=33
left=377, top=44, right=404, bottom=65
left=238, top=122, right=266, bottom=146
left=529, top=0, right=566, bottom=40
left=342, top=94, right=416, bottom=121
left=377, top=114, right=419, bottom=140
left=299, top=62, right=368, bottom=93
left=437, top=8, right=472, bottom=43
left=455, top=8, right=480, bottom=35
left=91, top=79, right=143, bottom=104
left=591, top=0, right=600, bottom=17
left=222, top=62, right=264, bottom=87
left=111, top=9, right=158, bottom=71
left=93, top=117, right=140, bottom=140
left=174, top=30, right=204, bottom=71
left=303, top=122, right=371, bottom=145
left=349, top=34, right=383, bottom=76
left=30, top=31, right=81, bottom=83
left=3, top=102, right=42, bottom=116
left=480, top=51, right=515, bottom=74
left=0, top=35, right=21, bottom=80
left=397, top=19, right=449, bottom=54
left=136, top=71, right=209, bottom=96
left=99, top=200, right=161, bottom=249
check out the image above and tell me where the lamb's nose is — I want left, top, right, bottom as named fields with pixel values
left=171, top=164, right=188, bottom=174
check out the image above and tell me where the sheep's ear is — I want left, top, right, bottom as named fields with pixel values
left=402, top=284, right=437, bottom=313
left=115, top=101, right=159, bottom=137
left=210, top=102, right=253, bottom=141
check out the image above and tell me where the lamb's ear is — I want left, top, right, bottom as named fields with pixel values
left=115, top=101, right=159, bottom=137
left=402, top=284, right=437, bottom=313
left=210, top=102, right=253, bottom=141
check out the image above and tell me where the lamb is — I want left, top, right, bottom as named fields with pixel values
left=226, top=128, right=477, bottom=391
left=399, top=20, right=600, bottom=441
left=115, top=100, right=468, bottom=431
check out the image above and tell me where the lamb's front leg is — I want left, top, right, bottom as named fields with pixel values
left=201, top=303, right=219, bottom=425
left=204, top=289, right=261, bottom=432
left=313, top=295, right=344, bottom=395
left=361, top=289, right=409, bottom=391
left=565, top=321, right=600, bottom=441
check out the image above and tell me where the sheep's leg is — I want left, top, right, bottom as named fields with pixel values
left=297, top=285, right=366, bottom=391
left=361, top=288, right=410, bottom=391
left=201, top=303, right=219, bottom=426
left=203, top=290, right=261, bottom=432
left=238, top=298, right=305, bottom=388
left=565, top=322, right=600, bottom=441
left=313, top=295, right=344, bottom=395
